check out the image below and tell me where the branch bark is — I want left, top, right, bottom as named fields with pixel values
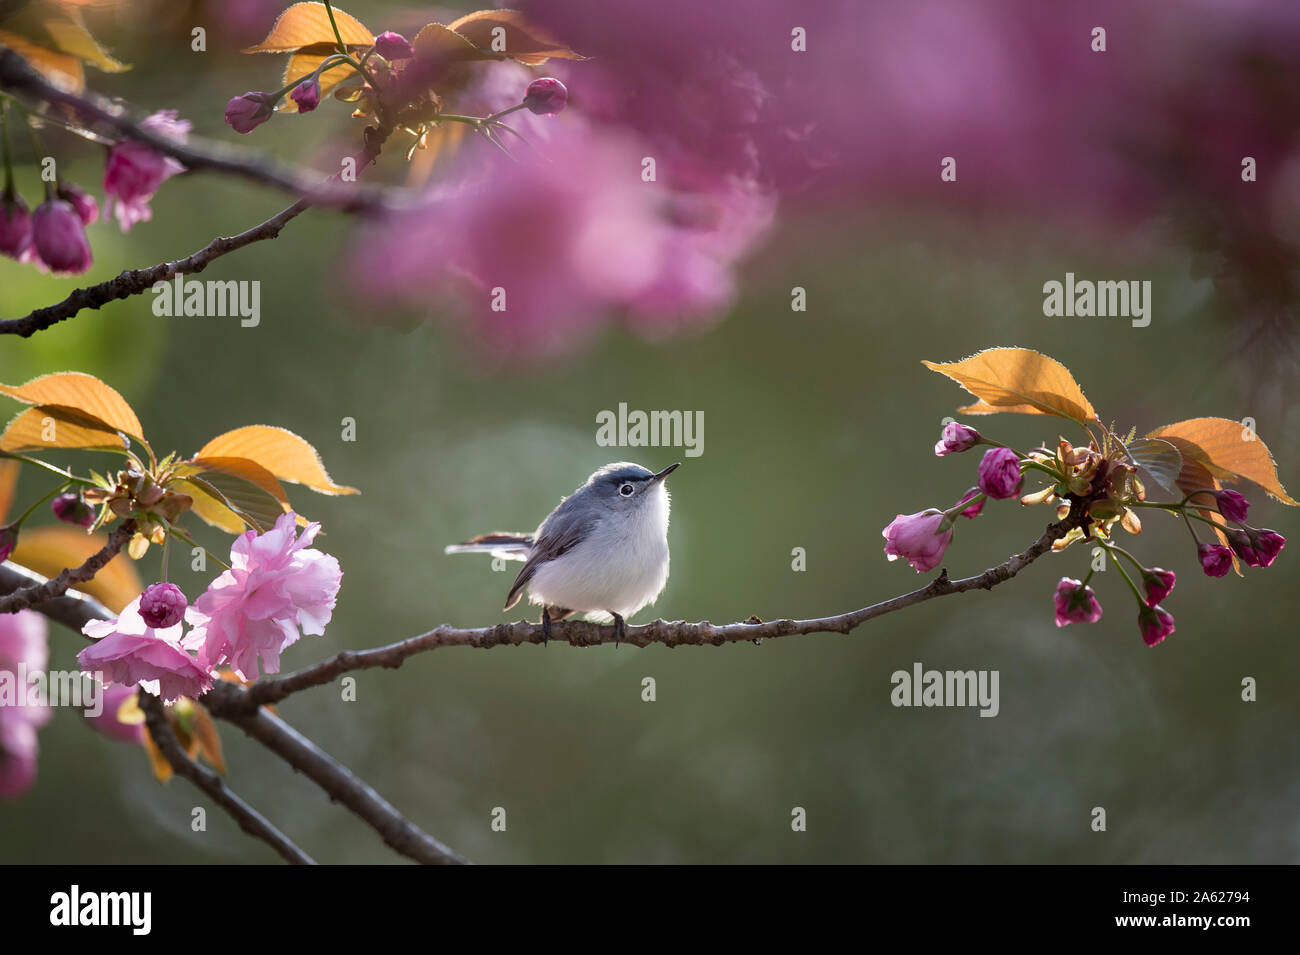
left=137, top=691, right=316, bottom=865
left=239, top=513, right=1083, bottom=710
left=0, top=48, right=395, bottom=212
left=0, top=202, right=309, bottom=337
left=0, top=520, right=135, bottom=613
left=202, top=682, right=470, bottom=866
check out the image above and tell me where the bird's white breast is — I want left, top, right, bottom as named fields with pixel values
left=527, top=484, right=670, bottom=620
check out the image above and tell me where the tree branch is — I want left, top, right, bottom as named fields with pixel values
left=137, top=691, right=316, bottom=865
left=0, top=519, right=135, bottom=612
left=0, top=47, right=395, bottom=212
left=0, top=201, right=309, bottom=337
left=238, top=513, right=1084, bottom=710
left=0, top=562, right=114, bottom=631
left=201, top=682, right=470, bottom=866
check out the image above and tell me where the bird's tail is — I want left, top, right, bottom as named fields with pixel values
left=444, top=533, right=533, bottom=560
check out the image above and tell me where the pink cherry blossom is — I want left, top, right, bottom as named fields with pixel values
left=0, top=611, right=52, bottom=800
left=103, top=110, right=189, bottom=232
left=1053, top=577, right=1102, bottom=627
left=183, top=512, right=342, bottom=680
left=976, top=447, right=1023, bottom=500
left=78, top=597, right=213, bottom=704
left=882, top=509, right=953, bottom=573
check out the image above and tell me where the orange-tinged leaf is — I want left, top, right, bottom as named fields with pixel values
left=196, top=425, right=358, bottom=495
left=1147, top=417, right=1297, bottom=506
left=446, top=9, right=586, bottom=65
left=190, top=705, right=226, bottom=775
left=0, top=372, right=144, bottom=443
left=278, top=45, right=355, bottom=112
left=242, top=2, right=373, bottom=53
left=42, top=9, right=127, bottom=72
left=172, top=478, right=245, bottom=534
left=184, top=456, right=289, bottom=506
left=141, top=727, right=173, bottom=783
left=10, top=525, right=144, bottom=613
left=0, top=405, right=129, bottom=453
left=0, top=458, right=19, bottom=521
left=922, top=347, right=1098, bottom=425
left=412, top=22, right=495, bottom=62
left=0, top=28, right=84, bottom=92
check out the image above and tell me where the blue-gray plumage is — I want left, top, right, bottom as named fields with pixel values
left=445, top=462, right=680, bottom=643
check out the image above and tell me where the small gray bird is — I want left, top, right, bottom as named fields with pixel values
left=445, top=462, right=680, bottom=644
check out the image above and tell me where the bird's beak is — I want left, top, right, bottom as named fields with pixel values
left=652, top=463, right=681, bottom=482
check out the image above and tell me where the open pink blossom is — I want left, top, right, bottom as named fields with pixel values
left=882, top=508, right=953, bottom=573
left=103, top=110, right=190, bottom=232
left=78, top=597, right=213, bottom=704
left=184, top=512, right=342, bottom=680
left=0, top=611, right=52, bottom=799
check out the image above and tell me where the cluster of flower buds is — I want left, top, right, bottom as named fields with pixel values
left=1, top=109, right=189, bottom=275
left=883, top=422, right=1287, bottom=648
left=82, top=468, right=193, bottom=559
left=224, top=24, right=567, bottom=162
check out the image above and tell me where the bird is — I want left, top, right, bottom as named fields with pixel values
left=445, top=462, right=680, bottom=645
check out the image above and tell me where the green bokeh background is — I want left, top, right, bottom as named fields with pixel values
left=1, top=1, right=1298, bottom=863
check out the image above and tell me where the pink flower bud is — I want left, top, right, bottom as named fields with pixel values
left=522, top=77, right=568, bottom=116
left=290, top=76, right=321, bottom=112
left=954, top=487, right=984, bottom=519
left=882, top=508, right=953, bottom=573
left=976, top=447, right=1022, bottom=500
left=1251, top=528, right=1286, bottom=567
left=31, top=199, right=92, bottom=275
left=57, top=182, right=99, bottom=226
left=1138, top=605, right=1175, bottom=647
left=1053, top=577, right=1102, bottom=626
left=934, top=421, right=981, bottom=456
left=1208, top=489, right=1249, bottom=523
left=51, top=492, right=93, bottom=528
left=1196, top=542, right=1232, bottom=578
left=374, top=31, right=415, bottom=60
left=225, top=92, right=275, bottom=134
left=0, top=523, right=18, bottom=562
left=139, top=582, right=187, bottom=629
left=1140, top=567, right=1176, bottom=607
left=0, top=190, right=32, bottom=260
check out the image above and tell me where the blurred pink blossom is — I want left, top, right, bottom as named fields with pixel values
left=0, top=611, right=52, bottom=800
left=103, top=110, right=189, bottom=232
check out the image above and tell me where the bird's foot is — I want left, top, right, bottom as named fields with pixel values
left=541, top=606, right=552, bottom=646
left=611, top=612, right=626, bottom=648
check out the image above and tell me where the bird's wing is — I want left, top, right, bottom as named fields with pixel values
left=503, top=498, right=597, bottom=611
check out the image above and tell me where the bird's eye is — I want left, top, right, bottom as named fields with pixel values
left=619, top=483, right=635, bottom=497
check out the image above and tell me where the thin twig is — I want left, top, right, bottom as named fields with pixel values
left=238, top=513, right=1084, bottom=709
left=0, top=563, right=113, bottom=631
left=137, top=691, right=317, bottom=865
left=0, top=48, right=394, bottom=212
left=0, top=520, right=135, bottom=612
left=202, top=682, right=470, bottom=866
left=0, top=201, right=309, bottom=337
